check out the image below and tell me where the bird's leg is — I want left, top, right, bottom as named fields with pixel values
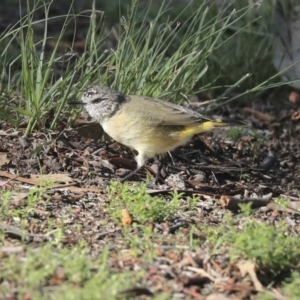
left=120, top=166, right=142, bottom=182
left=167, top=151, right=175, bottom=166
left=120, top=153, right=167, bottom=183
left=154, top=159, right=162, bottom=184
left=119, top=153, right=149, bottom=182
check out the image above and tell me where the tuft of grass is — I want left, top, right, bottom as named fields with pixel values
left=227, top=127, right=244, bottom=142
left=0, top=244, right=143, bottom=299
left=203, top=208, right=300, bottom=276
left=0, top=0, right=279, bottom=135
left=102, top=0, right=261, bottom=100
left=0, top=190, right=12, bottom=218
left=107, top=181, right=182, bottom=224
left=207, top=0, right=276, bottom=92
left=259, top=272, right=300, bottom=300
left=0, top=0, right=108, bottom=135
left=281, top=272, right=300, bottom=299
left=229, top=221, right=300, bottom=273
left=0, top=183, right=50, bottom=221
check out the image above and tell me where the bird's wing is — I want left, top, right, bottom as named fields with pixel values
left=128, top=95, right=214, bottom=126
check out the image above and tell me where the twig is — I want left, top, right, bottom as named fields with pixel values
left=0, top=223, right=47, bottom=243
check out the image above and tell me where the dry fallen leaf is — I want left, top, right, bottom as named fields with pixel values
left=237, top=260, right=264, bottom=292
left=289, top=91, right=300, bottom=104
left=206, top=293, right=234, bottom=300
left=292, top=111, right=300, bottom=120
left=0, top=130, right=19, bottom=136
left=10, top=192, right=28, bottom=203
left=121, top=209, right=133, bottom=226
left=31, top=173, right=73, bottom=184
left=186, top=266, right=216, bottom=282
left=0, top=152, right=9, bottom=167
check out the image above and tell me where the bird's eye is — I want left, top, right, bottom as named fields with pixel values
left=91, top=97, right=106, bottom=103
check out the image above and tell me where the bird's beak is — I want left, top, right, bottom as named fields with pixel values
left=68, top=100, right=86, bottom=105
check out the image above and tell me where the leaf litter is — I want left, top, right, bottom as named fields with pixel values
left=1, top=98, right=300, bottom=299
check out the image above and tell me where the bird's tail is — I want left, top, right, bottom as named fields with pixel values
left=212, top=118, right=249, bottom=127
left=184, top=119, right=248, bottom=136
left=180, top=119, right=248, bottom=137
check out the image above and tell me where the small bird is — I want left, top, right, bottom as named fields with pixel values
left=70, top=86, right=247, bottom=181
